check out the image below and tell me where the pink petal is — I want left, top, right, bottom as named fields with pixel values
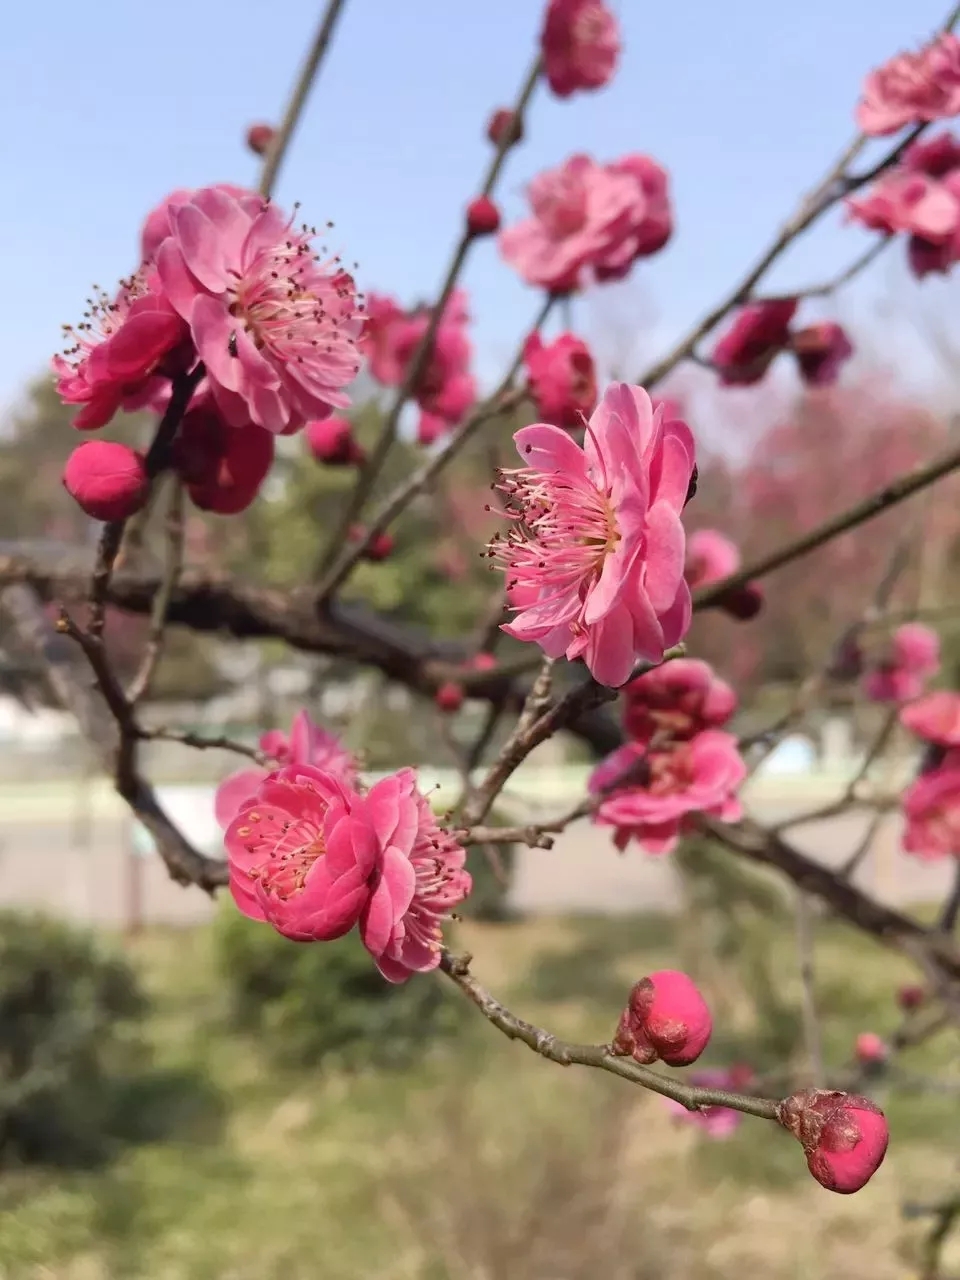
left=513, top=423, right=587, bottom=476
left=173, top=203, right=230, bottom=292
left=215, top=767, right=266, bottom=828
left=642, top=501, right=686, bottom=612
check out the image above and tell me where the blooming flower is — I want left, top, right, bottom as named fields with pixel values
left=489, top=383, right=695, bottom=687
left=153, top=184, right=362, bottom=434
left=863, top=622, right=940, bottom=703
left=901, top=750, right=960, bottom=859
left=62, top=441, right=149, bottom=521
left=789, top=323, right=854, bottom=385
left=591, top=730, right=746, bottom=853
left=358, top=769, right=472, bottom=982
left=776, top=1088, right=889, bottom=1194
left=522, top=331, right=597, bottom=429
left=856, top=34, right=960, bottom=137
left=224, top=764, right=383, bottom=942
left=711, top=300, right=797, bottom=386
left=499, top=153, right=672, bottom=292
left=541, top=0, right=620, bottom=98
left=622, top=657, right=737, bottom=745
left=173, top=396, right=275, bottom=514
left=613, top=969, right=713, bottom=1066
left=662, top=1066, right=754, bottom=1138
left=899, top=690, right=960, bottom=746
left=53, top=272, right=188, bottom=430
left=215, top=709, right=357, bottom=828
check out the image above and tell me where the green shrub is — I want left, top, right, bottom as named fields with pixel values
left=213, top=903, right=469, bottom=1069
left=0, top=911, right=220, bottom=1167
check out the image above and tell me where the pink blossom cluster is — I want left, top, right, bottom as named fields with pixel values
left=522, top=331, right=598, bottom=429
left=856, top=33, right=960, bottom=136
left=862, top=622, right=940, bottom=703
left=711, top=299, right=853, bottom=387
left=360, top=289, right=476, bottom=446
left=898, top=689, right=960, bottom=859
left=218, top=710, right=471, bottom=981
left=847, top=133, right=960, bottom=277
left=55, top=184, right=363, bottom=521
left=489, top=383, right=696, bottom=687
left=499, top=153, right=672, bottom=293
left=589, top=658, right=745, bottom=854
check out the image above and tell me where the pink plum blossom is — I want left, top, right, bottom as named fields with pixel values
left=899, top=691, right=960, bottom=746
left=685, top=529, right=740, bottom=588
left=663, top=1066, right=754, bottom=1138
left=613, top=969, right=713, bottom=1066
left=863, top=623, right=940, bottom=703
left=53, top=272, right=189, bottom=430
left=776, top=1089, right=889, bottom=1194
left=622, top=658, right=737, bottom=745
left=541, top=0, right=620, bottom=98
left=359, top=769, right=471, bottom=982
left=789, top=323, right=854, bottom=385
left=215, top=710, right=357, bottom=828
left=711, top=300, right=797, bottom=386
left=499, top=153, right=672, bottom=293
left=522, top=331, right=597, bottom=428
left=153, top=185, right=362, bottom=434
left=856, top=34, right=960, bottom=137
left=489, top=383, right=696, bottom=687
left=591, top=730, right=746, bottom=853
left=901, top=750, right=960, bottom=859
left=224, top=764, right=383, bottom=942
left=172, top=396, right=275, bottom=515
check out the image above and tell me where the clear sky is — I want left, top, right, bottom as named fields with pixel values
left=1, top=0, right=956, bottom=413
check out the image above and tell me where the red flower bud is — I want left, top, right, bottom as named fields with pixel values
left=717, top=581, right=764, bottom=621
left=471, top=652, right=497, bottom=672
left=854, top=1032, right=888, bottom=1065
left=466, top=195, right=501, bottom=237
left=612, top=969, right=712, bottom=1066
left=350, top=525, right=394, bottom=562
left=246, top=123, right=276, bottom=156
left=486, top=107, right=523, bottom=148
left=435, top=681, right=465, bottom=712
left=896, top=983, right=926, bottom=1011
left=63, top=441, right=149, bottom=522
left=776, top=1088, right=889, bottom=1194
left=305, top=416, right=365, bottom=466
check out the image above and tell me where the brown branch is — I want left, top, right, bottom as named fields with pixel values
left=257, top=0, right=350, bottom=198
left=126, top=479, right=184, bottom=704
left=314, top=53, right=543, bottom=575
left=136, top=726, right=267, bottom=764
left=752, top=237, right=892, bottom=305
left=439, top=949, right=780, bottom=1121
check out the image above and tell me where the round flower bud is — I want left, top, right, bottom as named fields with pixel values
left=613, top=969, right=712, bottom=1067
left=776, top=1088, right=889, bottom=1194
left=63, top=441, right=149, bottom=522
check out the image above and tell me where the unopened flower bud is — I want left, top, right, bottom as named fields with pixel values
left=471, top=652, right=497, bottom=672
left=350, top=525, right=394, bottom=562
left=63, top=441, right=149, bottom=522
left=776, top=1088, right=889, bottom=1194
left=854, top=1032, right=888, bottom=1066
left=466, top=195, right=502, bottom=237
left=612, top=969, right=712, bottom=1066
left=305, top=416, right=365, bottom=466
left=246, top=123, right=276, bottom=156
left=717, top=581, right=764, bottom=621
left=896, top=983, right=926, bottom=1011
left=486, top=107, right=522, bottom=148
left=435, top=681, right=465, bottom=713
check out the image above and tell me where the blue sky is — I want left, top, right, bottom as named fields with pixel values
left=1, top=0, right=957, bottom=415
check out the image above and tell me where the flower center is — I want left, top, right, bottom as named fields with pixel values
left=235, top=810, right=326, bottom=900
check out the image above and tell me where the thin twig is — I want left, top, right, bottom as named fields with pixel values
left=136, top=726, right=267, bottom=764
left=257, top=0, right=350, bottom=198
left=126, top=479, right=184, bottom=704
left=439, top=949, right=780, bottom=1120
left=794, top=892, right=824, bottom=1085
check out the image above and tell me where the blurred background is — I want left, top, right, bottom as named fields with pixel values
left=3, top=1, right=960, bottom=1277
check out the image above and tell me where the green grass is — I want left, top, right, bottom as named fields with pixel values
left=0, top=905, right=958, bottom=1280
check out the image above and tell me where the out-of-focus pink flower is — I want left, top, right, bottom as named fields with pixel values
left=224, top=764, right=383, bottom=942
left=790, top=323, right=854, bottom=385
left=53, top=272, right=189, bottom=430
left=591, top=730, right=746, bottom=853
left=541, top=0, right=620, bottom=98
left=623, top=658, right=737, bottom=745
left=855, top=1032, right=888, bottom=1065
left=900, top=691, right=960, bottom=745
left=359, top=769, right=471, bottom=982
left=140, top=184, right=260, bottom=267
left=305, top=415, right=366, bottom=466
left=711, top=300, right=798, bottom=386
left=466, top=195, right=501, bottom=237
left=215, top=709, right=357, bottom=829
left=172, top=397, right=275, bottom=514
left=490, top=383, right=695, bottom=687
left=470, top=652, right=497, bottom=672
left=435, top=682, right=464, bottom=713
left=350, top=526, right=395, bottom=562
left=663, top=1066, right=754, bottom=1138
left=897, top=983, right=926, bottom=1011
left=62, top=441, right=149, bottom=522
left=522, top=331, right=597, bottom=429
left=776, top=1088, right=889, bottom=1194
left=613, top=969, right=713, bottom=1066
left=863, top=623, right=940, bottom=703
left=153, top=185, right=362, bottom=434
left=901, top=751, right=960, bottom=858
left=499, top=153, right=672, bottom=293
left=246, top=123, right=276, bottom=156
left=685, top=529, right=741, bottom=588
left=856, top=34, right=960, bottom=137
left=486, top=107, right=523, bottom=148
